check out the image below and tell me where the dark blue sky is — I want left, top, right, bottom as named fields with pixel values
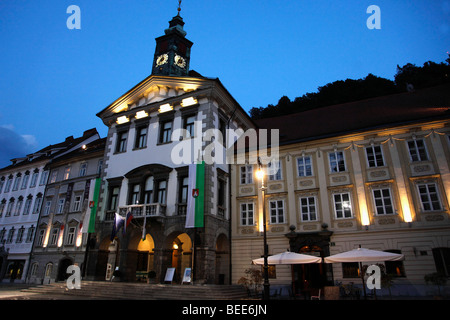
left=1, top=0, right=449, bottom=167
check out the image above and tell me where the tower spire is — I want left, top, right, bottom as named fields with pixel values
left=177, top=0, right=182, bottom=16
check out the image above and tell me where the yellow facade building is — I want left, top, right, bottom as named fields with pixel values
left=231, top=84, right=450, bottom=297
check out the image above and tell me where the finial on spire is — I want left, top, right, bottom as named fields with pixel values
left=177, top=0, right=182, bottom=16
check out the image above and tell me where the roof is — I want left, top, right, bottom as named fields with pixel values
left=254, top=83, right=450, bottom=146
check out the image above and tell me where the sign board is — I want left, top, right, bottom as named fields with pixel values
left=164, top=267, right=176, bottom=283
left=182, top=268, right=192, bottom=284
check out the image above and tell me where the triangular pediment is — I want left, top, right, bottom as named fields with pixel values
left=96, top=74, right=214, bottom=124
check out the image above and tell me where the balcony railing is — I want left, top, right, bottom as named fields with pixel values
left=118, top=203, right=166, bottom=218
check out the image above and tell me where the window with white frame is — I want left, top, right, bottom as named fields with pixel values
left=268, top=160, right=282, bottom=181
left=12, top=175, right=21, bottom=191
left=240, top=202, right=254, bottom=226
left=26, top=225, right=35, bottom=243
left=57, top=198, right=65, bottom=214
left=7, top=227, right=15, bottom=243
left=37, top=229, right=45, bottom=246
left=23, top=197, right=32, bottom=215
left=43, top=199, right=52, bottom=216
left=14, top=197, right=23, bottom=216
left=5, top=177, right=12, bottom=192
left=329, top=151, right=346, bottom=172
left=240, top=165, right=253, bottom=184
left=6, top=199, right=14, bottom=217
left=21, top=173, right=30, bottom=189
left=417, top=183, right=442, bottom=211
left=33, top=195, right=43, bottom=214
left=333, top=192, right=353, bottom=218
left=300, top=196, right=318, bottom=221
left=297, top=155, right=313, bottom=177
left=372, top=188, right=394, bottom=215
left=30, top=171, right=39, bottom=187
left=50, top=228, right=59, bottom=245
left=16, top=226, right=25, bottom=243
left=366, top=145, right=385, bottom=168
left=66, top=227, right=76, bottom=245
left=407, top=139, right=428, bottom=162
left=269, top=200, right=285, bottom=224
left=79, top=162, right=88, bottom=177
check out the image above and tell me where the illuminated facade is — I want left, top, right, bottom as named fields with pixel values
left=85, top=13, right=254, bottom=284
left=0, top=128, right=99, bottom=283
left=27, top=135, right=104, bottom=284
left=231, top=84, right=450, bottom=297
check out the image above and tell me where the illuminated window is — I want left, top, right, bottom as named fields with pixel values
left=372, top=188, right=394, bottom=215
left=417, top=183, right=442, bottom=211
left=407, top=139, right=428, bottom=162
left=366, top=145, right=385, bottom=167
left=240, top=202, right=254, bottom=226
left=333, top=193, right=352, bottom=219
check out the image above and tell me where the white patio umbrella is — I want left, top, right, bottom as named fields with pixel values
left=324, top=247, right=404, bottom=263
left=252, top=251, right=322, bottom=265
left=324, top=247, right=404, bottom=299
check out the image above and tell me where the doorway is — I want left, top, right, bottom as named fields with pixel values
left=57, top=258, right=73, bottom=281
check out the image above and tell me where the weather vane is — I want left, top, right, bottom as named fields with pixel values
left=177, top=0, right=182, bottom=15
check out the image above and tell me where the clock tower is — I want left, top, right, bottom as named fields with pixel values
left=151, top=12, right=193, bottom=77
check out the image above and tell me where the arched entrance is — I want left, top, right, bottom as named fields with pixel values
left=293, top=245, right=326, bottom=297
left=57, top=257, right=73, bottom=281
left=135, top=234, right=155, bottom=281
left=95, top=237, right=119, bottom=281
left=171, top=233, right=192, bottom=283
left=215, top=233, right=230, bottom=285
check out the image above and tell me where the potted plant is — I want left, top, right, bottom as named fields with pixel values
left=424, top=272, right=447, bottom=299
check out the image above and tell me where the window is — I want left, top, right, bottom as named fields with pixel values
left=329, top=151, right=346, bottom=172
left=240, top=203, right=254, bottom=226
left=432, top=248, right=450, bottom=277
left=156, top=180, right=167, bottom=204
left=79, top=163, right=88, bottom=177
left=5, top=177, right=12, bottom=192
left=407, top=139, right=428, bottom=162
left=366, top=145, right=385, bottom=168
left=0, top=228, right=5, bottom=243
left=6, top=199, right=14, bottom=217
left=300, top=196, right=317, bottom=221
left=7, top=227, right=15, bottom=243
left=66, top=227, right=76, bottom=245
left=63, top=167, right=71, bottom=180
left=50, top=228, right=59, bottom=245
left=333, top=193, right=352, bottom=218
left=116, top=131, right=128, bottom=153
left=342, top=262, right=359, bottom=278
left=39, top=170, right=49, bottom=185
left=417, top=183, right=442, bottom=211
left=16, top=226, right=25, bottom=243
left=385, top=250, right=406, bottom=277
left=12, top=175, right=21, bottom=191
left=159, top=120, right=172, bottom=143
left=268, top=161, right=282, bottom=181
left=0, top=179, right=4, bottom=194
left=269, top=200, right=285, bottom=224
left=23, top=197, right=32, bottom=215
left=97, top=159, right=103, bottom=175
left=33, top=195, right=43, bottom=214
left=14, top=197, right=23, bottom=216
left=183, top=115, right=196, bottom=138
left=57, top=198, right=65, bottom=214
left=240, top=165, right=253, bottom=184
left=372, top=188, right=394, bottom=215
left=21, top=173, right=30, bottom=189
left=26, top=225, right=35, bottom=243
left=30, top=263, right=38, bottom=276
left=45, top=263, right=53, bottom=277
left=43, top=199, right=52, bottom=216
left=108, top=187, right=120, bottom=211
left=30, top=170, right=39, bottom=187
left=297, top=156, right=313, bottom=177
left=72, top=195, right=82, bottom=212
left=0, top=200, right=5, bottom=217
left=217, top=178, right=226, bottom=217
left=37, top=229, right=45, bottom=246
left=144, top=177, right=153, bottom=204
left=129, top=184, right=140, bottom=205
left=179, top=177, right=189, bottom=204
left=49, top=171, right=58, bottom=183
left=135, top=126, right=148, bottom=149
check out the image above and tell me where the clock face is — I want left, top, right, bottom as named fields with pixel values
left=156, top=54, right=168, bottom=66
left=174, top=54, right=186, bottom=68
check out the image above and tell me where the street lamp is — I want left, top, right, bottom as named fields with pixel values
left=256, top=158, right=270, bottom=300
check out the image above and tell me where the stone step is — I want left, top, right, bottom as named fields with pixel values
left=21, top=281, right=248, bottom=300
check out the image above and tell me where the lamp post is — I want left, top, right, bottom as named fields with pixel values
left=256, top=160, right=270, bottom=300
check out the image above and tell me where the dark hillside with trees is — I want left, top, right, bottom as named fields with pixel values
left=249, top=56, right=450, bottom=120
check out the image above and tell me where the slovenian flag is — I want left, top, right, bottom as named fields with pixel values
left=185, top=161, right=205, bottom=228
left=111, top=213, right=125, bottom=240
